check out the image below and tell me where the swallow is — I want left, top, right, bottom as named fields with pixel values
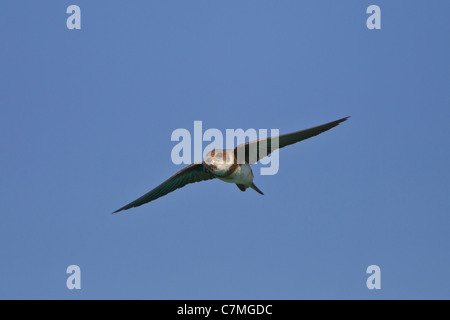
left=113, top=117, right=349, bottom=213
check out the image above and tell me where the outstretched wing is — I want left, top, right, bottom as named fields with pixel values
left=234, top=117, right=349, bottom=164
left=113, top=162, right=215, bottom=213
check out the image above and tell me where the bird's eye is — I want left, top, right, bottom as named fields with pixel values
left=216, top=152, right=223, bottom=158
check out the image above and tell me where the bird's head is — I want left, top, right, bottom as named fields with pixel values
left=203, top=149, right=235, bottom=175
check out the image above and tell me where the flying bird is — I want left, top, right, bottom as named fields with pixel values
left=113, top=117, right=349, bottom=213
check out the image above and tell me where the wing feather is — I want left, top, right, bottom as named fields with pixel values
left=113, top=162, right=215, bottom=213
left=234, top=117, right=349, bottom=164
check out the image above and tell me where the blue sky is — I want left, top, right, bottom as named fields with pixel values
left=1, top=1, right=449, bottom=299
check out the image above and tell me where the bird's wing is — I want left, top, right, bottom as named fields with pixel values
left=234, top=117, right=349, bottom=164
left=113, top=162, right=215, bottom=213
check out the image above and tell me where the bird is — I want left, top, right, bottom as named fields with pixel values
left=113, top=117, right=349, bottom=213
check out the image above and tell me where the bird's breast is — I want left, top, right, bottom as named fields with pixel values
left=218, top=163, right=254, bottom=186
left=204, top=149, right=253, bottom=185
left=207, top=162, right=234, bottom=176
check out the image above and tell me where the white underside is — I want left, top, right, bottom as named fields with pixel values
left=218, top=163, right=254, bottom=186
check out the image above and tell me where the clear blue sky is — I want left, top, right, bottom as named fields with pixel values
left=1, top=1, right=449, bottom=299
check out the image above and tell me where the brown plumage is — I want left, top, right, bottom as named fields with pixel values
left=234, top=117, right=350, bottom=164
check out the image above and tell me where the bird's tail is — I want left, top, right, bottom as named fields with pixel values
left=250, top=183, right=264, bottom=195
